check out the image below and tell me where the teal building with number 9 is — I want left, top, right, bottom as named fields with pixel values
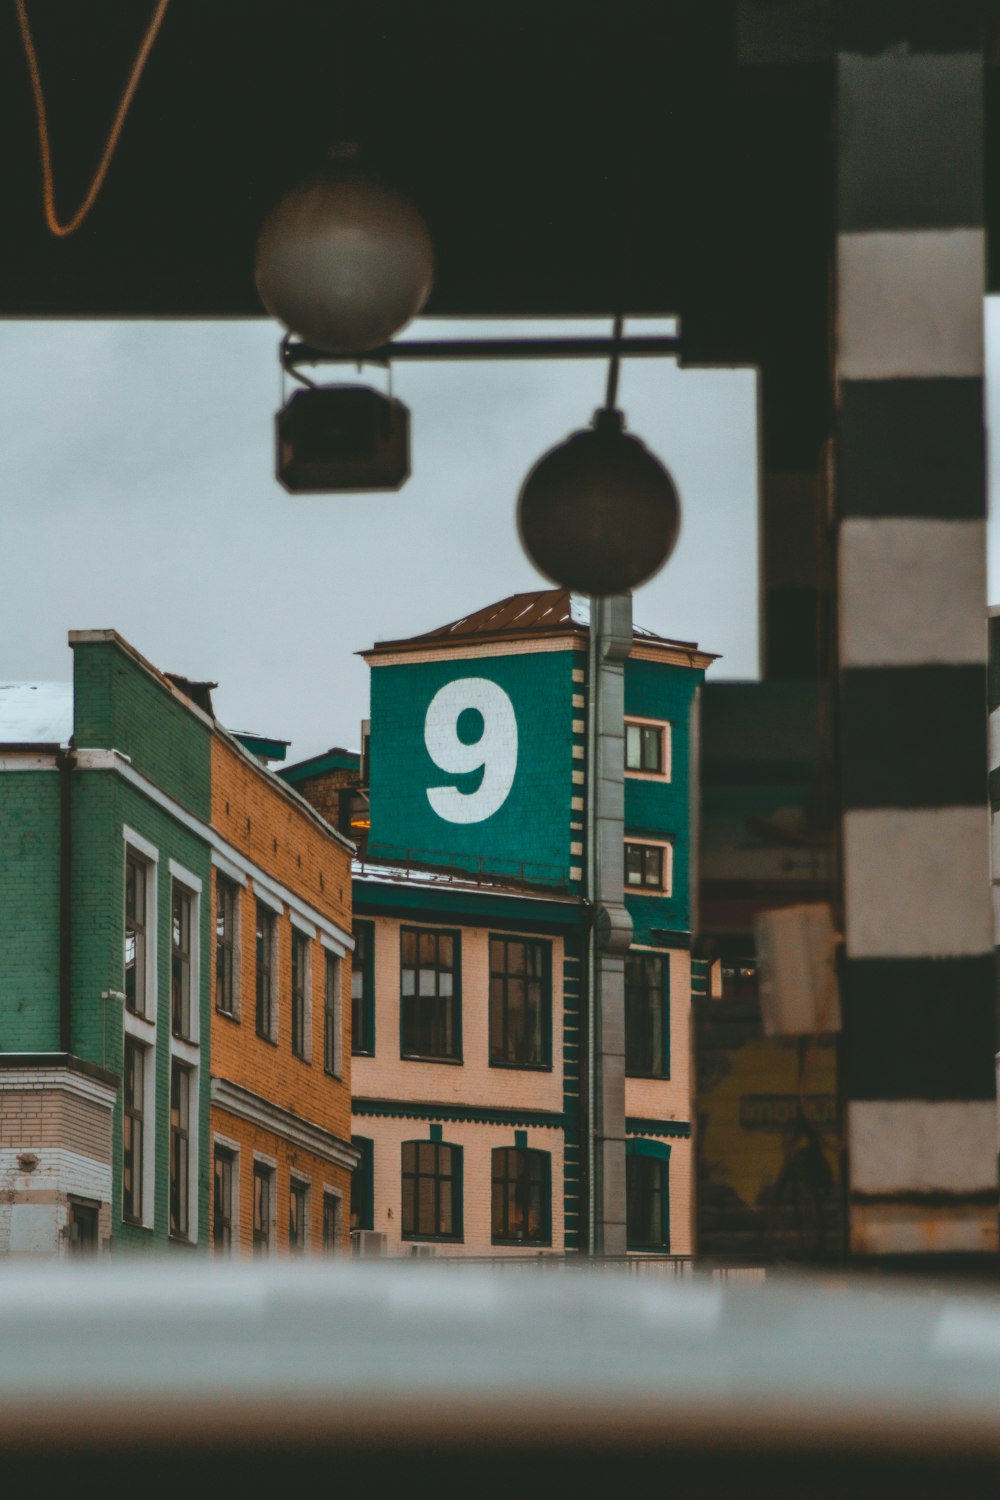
left=288, top=590, right=715, bottom=1259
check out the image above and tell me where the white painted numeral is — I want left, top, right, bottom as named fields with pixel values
left=424, top=678, right=517, bottom=824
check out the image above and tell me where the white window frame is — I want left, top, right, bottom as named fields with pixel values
left=290, top=916, right=313, bottom=1063
left=254, top=888, right=282, bottom=1044
left=322, top=938, right=343, bottom=1079
left=122, top=829, right=159, bottom=1229
left=624, top=837, right=674, bottom=897
left=214, top=870, right=242, bottom=1022
left=212, top=1134, right=241, bottom=1254
left=624, top=717, right=672, bottom=782
left=289, top=1174, right=311, bottom=1255
left=252, top=1154, right=278, bottom=1256
left=322, top=1186, right=344, bottom=1256
left=169, top=1056, right=199, bottom=1243
left=168, top=860, right=201, bottom=1045
left=122, top=1032, right=156, bottom=1230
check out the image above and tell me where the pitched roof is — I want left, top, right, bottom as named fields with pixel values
left=364, top=589, right=716, bottom=660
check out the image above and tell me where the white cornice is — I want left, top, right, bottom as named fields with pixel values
left=211, top=1078, right=359, bottom=1171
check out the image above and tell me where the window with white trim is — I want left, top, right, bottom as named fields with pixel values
left=322, top=1191, right=342, bottom=1255
left=215, top=874, right=240, bottom=1019
left=291, top=928, right=310, bottom=1061
left=171, top=882, right=196, bottom=1039
left=289, top=1177, right=309, bottom=1253
left=169, top=1060, right=194, bottom=1241
left=124, top=853, right=150, bottom=1018
left=324, top=949, right=342, bottom=1077
left=255, top=902, right=277, bottom=1042
left=625, top=840, right=673, bottom=895
left=625, top=719, right=671, bottom=780
left=253, top=1160, right=275, bottom=1255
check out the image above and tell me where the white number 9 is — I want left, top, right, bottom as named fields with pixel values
left=424, top=678, right=518, bottom=825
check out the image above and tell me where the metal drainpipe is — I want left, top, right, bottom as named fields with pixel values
left=585, top=607, right=598, bottom=1256
left=56, top=747, right=74, bottom=1054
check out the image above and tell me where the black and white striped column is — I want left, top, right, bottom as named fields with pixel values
left=835, top=43, right=997, bottom=1260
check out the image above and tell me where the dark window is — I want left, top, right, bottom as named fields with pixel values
left=626, top=1150, right=669, bottom=1251
left=324, top=950, right=342, bottom=1075
left=322, top=1192, right=341, bottom=1254
left=255, top=902, right=275, bottom=1040
left=291, top=929, right=309, bottom=1059
left=66, top=1197, right=99, bottom=1255
left=489, top=935, right=549, bottom=1068
left=491, top=1148, right=550, bottom=1245
left=625, top=841, right=668, bottom=891
left=253, top=1163, right=273, bottom=1254
left=124, top=854, right=147, bottom=1017
left=350, top=1137, right=374, bottom=1231
left=122, top=1037, right=144, bottom=1223
left=351, top=922, right=374, bottom=1055
left=289, top=1178, right=308, bottom=1253
left=215, top=875, right=238, bottom=1017
left=625, top=722, right=665, bottom=774
left=169, top=1062, right=191, bottom=1240
left=214, top=1146, right=235, bottom=1252
left=400, top=928, right=460, bottom=1060
left=171, top=883, right=194, bottom=1038
left=401, top=1140, right=462, bottom=1241
left=625, top=952, right=668, bottom=1078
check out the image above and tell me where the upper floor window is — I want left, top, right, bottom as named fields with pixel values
left=489, top=935, right=550, bottom=1069
left=625, top=840, right=672, bottom=895
left=124, top=854, right=149, bottom=1018
left=626, top=1144, right=670, bottom=1252
left=400, top=928, right=460, bottom=1061
left=625, top=951, right=669, bottom=1078
left=291, top=929, right=310, bottom=1060
left=401, top=1140, right=462, bottom=1241
left=351, top=921, right=375, bottom=1056
left=213, top=1145, right=235, bottom=1252
left=255, top=902, right=276, bottom=1041
left=122, top=1036, right=146, bottom=1225
left=215, top=875, right=239, bottom=1018
left=322, top=1191, right=342, bottom=1255
left=491, top=1147, right=551, bottom=1245
left=625, top=719, right=671, bottom=779
left=169, top=1061, right=192, bottom=1241
left=350, top=1137, right=374, bottom=1232
left=324, top=950, right=342, bottom=1077
left=171, top=883, right=195, bottom=1039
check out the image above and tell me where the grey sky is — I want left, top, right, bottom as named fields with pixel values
left=0, top=312, right=761, bottom=762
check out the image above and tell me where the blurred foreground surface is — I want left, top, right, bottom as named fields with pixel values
left=2, top=1263, right=1000, bottom=1494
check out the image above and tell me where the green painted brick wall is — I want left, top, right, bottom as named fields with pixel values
left=73, top=639, right=211, bottom=820
left=73, top=770, right=213, bottom=1251
left=0, top=771, right=62, bottom=1050
left=624, top=657, right=703, bottom=942
left=368, top=651, right=580, bottom=887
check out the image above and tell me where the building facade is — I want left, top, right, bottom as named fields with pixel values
left=0, top=631, right=355, bottom=1256
left=286, top=589, right=713, bottom=1257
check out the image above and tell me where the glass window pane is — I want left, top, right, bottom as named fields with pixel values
left=401, top=968, right=415, bottom=996
left=418, top=931, right=436, bottom=966
left=438, top=934, right=453, bottom=968
left=401, top=929, right=417, bottom=966
left=626, top=723, right=641, bottom=768
left=438, top=970, right=453, bottom=997
left=418, top=967, right=436, bottom=997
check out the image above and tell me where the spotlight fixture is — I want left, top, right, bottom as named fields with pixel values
left=517, top=404, right=681, bottom=596
left=256, top=144, right=434, bottom=355
left=276, top=384, right=410, bottom=494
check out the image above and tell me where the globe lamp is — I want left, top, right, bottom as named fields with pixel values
left=517, top=406, right=681, bottom=595
left=256, top=148, right=434, bottom=355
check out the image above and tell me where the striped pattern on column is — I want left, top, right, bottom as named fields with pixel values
left=836, top=44, right=997, bottom=1259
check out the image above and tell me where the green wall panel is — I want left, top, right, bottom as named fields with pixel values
left=0, top=771, right=62, bottom=1050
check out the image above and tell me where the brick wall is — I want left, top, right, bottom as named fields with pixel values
left=0, top=770, right=61, bottom=1050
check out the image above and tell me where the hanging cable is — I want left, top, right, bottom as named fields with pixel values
left=15, top=0, right=170, bottom=238
left=604, top=312, right=624, bottom=411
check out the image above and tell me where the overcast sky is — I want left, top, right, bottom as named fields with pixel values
left=4, top=302, right=996, bottom=765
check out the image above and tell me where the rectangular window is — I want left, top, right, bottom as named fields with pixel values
left=291, top=929, right=309, bottom=1060
left=351, top=921, right=374, bottom=1055
left=625, top=952, right=669, bottom=1078
left=171, top=883, right=194, bottom=1038
left=322, top=1192, right=342, bottom=1255
left=625, top=721, right=670, bottom=777
left=214, top=1146, right=235, bottom=1252
left=401, top=1140, right=462, bottom=1241
left=489, top=935, right=550, bottom=1068
left=491, top=1148, right=551, bottom=1245
left=324, top=950, right=342, bottom=1076
left=215, top=875, right=238, bottom=1017
left=255, top=902, right=276, bottom=1041
left=625, top=841, right=670, bottom=893
left=289, top=1178, right=309, bottom=1254
left=400, top=927, right=460, bottom=1061
left=350, top=1137, right=374, bottom=1232
left=122, top=1037, right=145, bottom=1224
left=169, top=1061, right=191, bottom=1240
left=253, top=1162, right=274, bottom=1255
left=626, top=1150, right=670, bottom=1251
left=124, top=854, right=148, bottom=1017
